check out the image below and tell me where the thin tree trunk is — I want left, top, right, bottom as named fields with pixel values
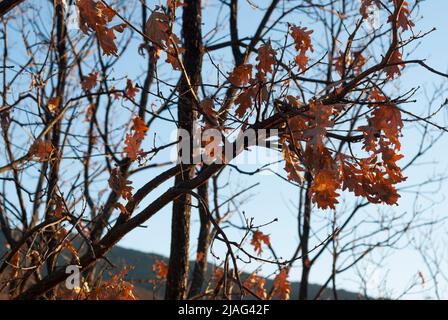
left=44, top=1, right=67, bottom=299
left=188, top=182, right=211, bottom=298
left=165, top=0, right=203, bottom=300
left=299, top=173, right=312, bottom=300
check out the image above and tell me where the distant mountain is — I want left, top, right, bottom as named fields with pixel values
left=0, top=232, right=364, bottom=300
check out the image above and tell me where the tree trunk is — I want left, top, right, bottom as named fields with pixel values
left=165, top=0, right=203, bottom=300
left=299, top=173, right=312, bottom=300
left=188, top=182, right=211, bottom=298
left=44, top=1, right=67, bottom=299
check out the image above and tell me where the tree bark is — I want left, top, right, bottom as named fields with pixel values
left=165, top=0, right=203, bottom=300
left=299, top=173, right=312, bottom=300
left=44, top=2, right=67, bottom=299
left=0, top=0, right=25, bottom=18
left=188, top=182, right=211, bottom=298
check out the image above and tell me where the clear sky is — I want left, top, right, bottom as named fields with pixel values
left=112, top=0, right=448, bottom=299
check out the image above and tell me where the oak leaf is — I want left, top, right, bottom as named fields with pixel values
left=124, top=133, right=144, bottom=161
left=385, top=50, right=405, bottom=80
left=228, top=64, right=253, bottom=87
left=81, top=72, right=98, bottom=91
left=256, top=43, right=276, bottom=75
left=235, top=88, right=254, bottom=118
left=125, top=79, right=139, bottom=100
left=123, top=116, right=148, bottom=161
left=272, top=269, right=291, bottom=300
left=244, top=273, right=267, bottom=299
left=108, top=168, right=133, bottom=200
left=29, top=140, right=54, bottom=162
left=153, top=260, right=168, bottom=279
left=308, top=169, right=340, bottom=210
left=89, top=267, right=137, bottom=300
left=77, top=0, right=125, bottom=56
left=388, top=0, right=414, bottom=31
left=290, top=26, right=314, bottom=72
left=251, top=230, right=271, bottom=256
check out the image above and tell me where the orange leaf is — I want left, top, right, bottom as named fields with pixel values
left=29, top=140, right=54, bottom=162
left=228, top=64, right=253, bottom=87
left=250, top=230, right=271, bottom=256
left=48, top=97, right=61, bottom=113
left=290, top=26, right=314, bottom=72
left=369, top=103, right=403, bottom=150
left=385, top=50, right=405, bottom=80
left=308, top=169, right=340, bottom=210
left=235, top=88, right=254, bottom=118
left=108, top=168, right=133, bottom=200
left=124, top=133, right=144, bottom=161
left=244, top=272, right=267, bottom=299
left=123, top=116, right=148, bottom=161
left=388, top=0, right=414, bottom=31
left=152, top=260, right=168, bottom=279
left=256, top=43, right=276, bottom=75
left=132, top=116, right=149, bottom=138
left=272, top=269, right=291, bottom=300
left=89, top=266, right=137, bottom=300
left=125, top=79, right=139, bottom=100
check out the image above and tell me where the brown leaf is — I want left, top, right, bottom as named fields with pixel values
left=290, top=25, right=314, bottom=72
left=81, top=72, right=98, bottom=91
left=251, top=230, right=271, bottom=256
left=385, top=50, right=405, bottom=80
left=244, top=272, right=267, bottom=299
left=388, top=0, right=414, bottom=31
left=235, top=88, right=254, bottom=118
left=29, top=140, right=54, bottom=162
left=144, top=11, right=170, bottom=47
left=228, top=64, right=253, bottom=87
left=77, top=0, right=124, bottom=55
left=123, top=116, right=148, bottom=161
left=125, top=79, right=139, bottom=100
left=108, top=168, right=133, bottom=200
left=152, top=260, right=168, bottom=279
left=124, top=133, right=144, bottom=161
left=48, top=97, right=61, bottom=113
left=199, top=97, right=218, bottom=121
left=256, top=43, right=276, bottom=75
